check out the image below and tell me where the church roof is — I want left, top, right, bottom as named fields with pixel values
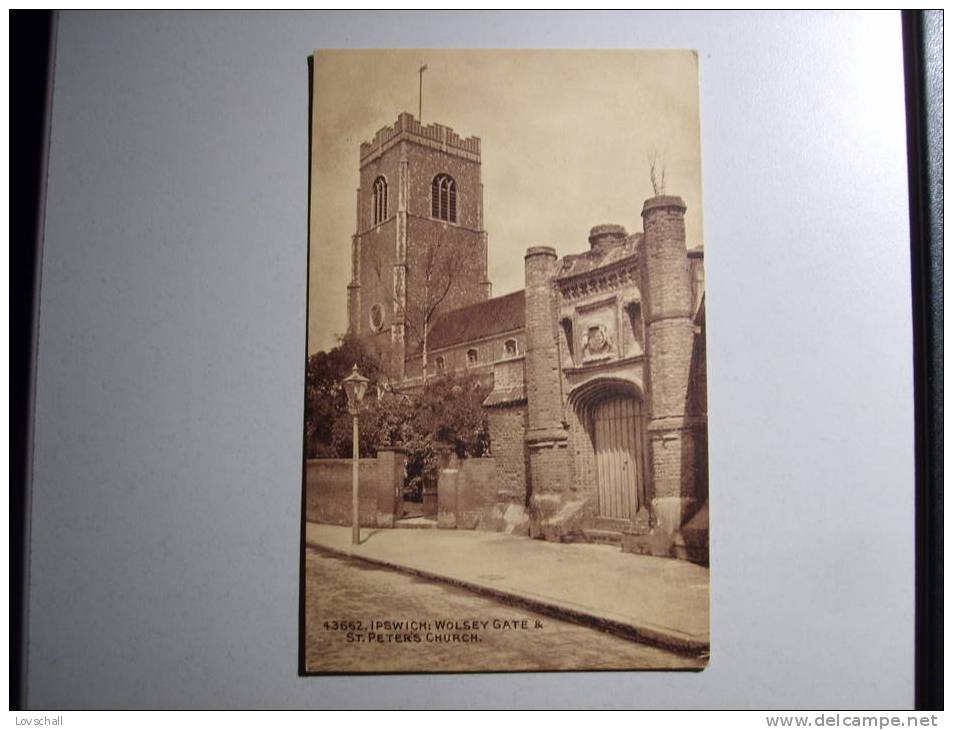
left=412, top=289, right=525, bottom=355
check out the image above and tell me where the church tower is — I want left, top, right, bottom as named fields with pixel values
left=348, top=112, right=492, bottom=379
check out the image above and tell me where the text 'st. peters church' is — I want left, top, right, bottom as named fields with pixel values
left=345, top=110, right=708, bottom=562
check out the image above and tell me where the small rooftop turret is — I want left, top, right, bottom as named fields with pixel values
left=588, top=224, right=628, bottom=252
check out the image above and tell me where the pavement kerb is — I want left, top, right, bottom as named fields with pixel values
left=306, top=539, right=710, bottom=658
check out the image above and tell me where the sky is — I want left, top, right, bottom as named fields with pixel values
left=309, top=50, right=704, bottom=354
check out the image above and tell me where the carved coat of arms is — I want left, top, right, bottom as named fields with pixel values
left=582, top=323, right=613, bottom=360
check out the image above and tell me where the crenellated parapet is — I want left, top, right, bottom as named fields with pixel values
left=360, top=112, right=481, bottom=166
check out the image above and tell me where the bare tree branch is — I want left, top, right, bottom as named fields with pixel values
left=648, top=150, right=666, bottom=196
left=369, top=232, right=465, bottom=384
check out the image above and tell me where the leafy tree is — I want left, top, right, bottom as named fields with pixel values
left=303, top=334, right=382, bottom=458
left=414, top=373, right=491, bottom=458
left=403, top=372, right=491, bottom=499
left=305, top=339, right=491, bottom=500
left=327, top=391, right=410, bottom=459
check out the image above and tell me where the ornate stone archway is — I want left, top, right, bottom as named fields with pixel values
left=567, top=378, right=647, bottom=522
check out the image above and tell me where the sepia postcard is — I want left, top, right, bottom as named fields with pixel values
left=302, top=49, right=710, bottom=673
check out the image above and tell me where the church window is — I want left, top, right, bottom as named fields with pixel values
left=466, top=349, right=478, bottom=366
left=372, top=176, right=388, bottom=225
left=434, top=356, right=445, bottom=373
left=504, top=339, right=518, bottom=357
left=431, top=174, right=457, bottom=223
left=369, top=303, right=385, bottom=332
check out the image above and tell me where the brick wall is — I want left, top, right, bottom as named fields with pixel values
left=647, top=430, right=695, bottom=500
left=487, top=405, right=529, bottom=502
left=567, top=405, right=597, bottom=497
left=523, top=246, right=573, bottom=511
left=641, top=197, right=692, bottom=323
left=492, top=351, right=525, bottom=390
left=641, top=196, right=702, bottom=535
left=528, top=445, right=575, bottom=499
left=457, top=458, right=499, bottom=528
left=404, top=332, right=525, bottom=379
left=524, top=247, right=564, bottom=435
left=437, top=458, right=499, bottom=529
left=305, top=449, right=405, bottom=528
left=305, top=458, right=380, bottom=526
left=646, top=318, right=694, bottom=420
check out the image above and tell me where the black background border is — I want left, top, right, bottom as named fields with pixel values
left=901, top=8, right=944, bottom=712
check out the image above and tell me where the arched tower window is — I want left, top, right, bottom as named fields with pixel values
left=466, top=348, right=478, bottom=366
left=431, top=174, right=457, bottom=223
left=372, top=176, right=388, bottom=225
left=504, top=339, right=518, bottom=357
left=369, top=303, right=385, bottom=333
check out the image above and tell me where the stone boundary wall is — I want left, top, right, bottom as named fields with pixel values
left=437, top=458, right=495, bottom=529
left=438, top=458, right=529, bottom=535
left=305, top=449, right=405, bottom=528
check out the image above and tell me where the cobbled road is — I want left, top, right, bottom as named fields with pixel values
left=305, top=546, right=704, bottom=673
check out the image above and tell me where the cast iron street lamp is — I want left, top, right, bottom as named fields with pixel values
left=342, top=364, right=370, bottom=545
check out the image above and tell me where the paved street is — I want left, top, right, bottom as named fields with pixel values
left=307, top=523, right=710, bottom=652
left=305, top=546, right=705, bottom=673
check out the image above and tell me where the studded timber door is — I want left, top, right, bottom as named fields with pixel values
left=592, top=397, right=644, bottom=519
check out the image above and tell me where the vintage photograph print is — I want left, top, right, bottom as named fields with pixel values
left=303, top=50, right=710, bottom=673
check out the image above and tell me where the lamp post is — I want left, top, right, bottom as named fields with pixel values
left=342, top=364, right=370, bottom=545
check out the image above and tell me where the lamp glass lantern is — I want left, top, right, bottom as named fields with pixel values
left=342, top=365, right=370, bottom=414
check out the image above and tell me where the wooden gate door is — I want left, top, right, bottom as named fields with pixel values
left=592, top=396, right=644, bottom=519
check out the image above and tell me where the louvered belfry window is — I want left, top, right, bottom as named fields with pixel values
left=431, top=174, right=457, bottom=223
left=372, top=176, right=388, bottom=225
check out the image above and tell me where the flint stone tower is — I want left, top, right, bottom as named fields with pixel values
left=348, top=113, right=492, bottom=379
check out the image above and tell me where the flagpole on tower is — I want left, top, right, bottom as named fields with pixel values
left=418, top=63, right=427, bottom=122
